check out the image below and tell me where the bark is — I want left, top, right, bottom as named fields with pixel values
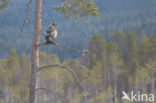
left=151, top=71, right=155, bottom=93
left=4, top=85, right=9, bottom=103
left=29, top=0, right=42, bottom=103
left=114, top=71, right=117, bottom=103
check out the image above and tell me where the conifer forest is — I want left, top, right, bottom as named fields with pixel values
left=0, top=0, right=156, bottom=103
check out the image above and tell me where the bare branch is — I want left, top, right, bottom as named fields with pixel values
left=38, top=64, right=85, bottom=90
left=38, top=64, right=66, bottom=71
left=38, top=41, right=89, bottom=55
left=74, top=64, right=89, bottom=70
left=13, top=0, right=33, bottom=44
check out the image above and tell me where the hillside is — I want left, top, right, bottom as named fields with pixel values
left=0, top=0, right=156, bottom=60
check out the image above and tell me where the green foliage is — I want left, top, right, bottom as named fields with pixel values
left=0, top=0, right=155, bottom=102
left=136, top=66, right=151, bottom=89
left=89, top=87, right=113, bottom=103
left=0, top=31, right=155, bottom=103
left=122, top=99, right=133, bottom=103
left=128, top=58, right=139, bottom=77
left=53, top=0, right=101, bottom=18
left=149, top=33, right=156, bottom=59
left=0, top=49, right=29, bottom=103
left=9, top=48, right=18, bottom=58
left=106, top=41, right=118, bottom=55
left=109, top=52, right=123, bottom=73
left=108, top=29, right=124, bottom=42
left=126, top=32, right=138, bottom=63
left=0, top=0, right=8, bottom=9
left=139, top=31, right=152, bottom=64
left=87, top=33, right=106, bottom=67
left=71, top=88, right=86, bottom=103
left=40, top=52, right=60, bottom=65
left=87, top=61, right=102, bottom=86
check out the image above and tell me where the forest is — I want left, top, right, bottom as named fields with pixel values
left=0, top=0, right=156, bottom=103
left=0, top=0, right=156, bottom=60
left=0, top=31, right=156, bottom=103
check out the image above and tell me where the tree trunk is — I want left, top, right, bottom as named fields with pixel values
left=29, top=0, right=42, bottom=103
left=114, top=72, right=117, bottom=103
left=4, top=85, right=9, bottom=103
left=151, top=71, right=155, bottom=93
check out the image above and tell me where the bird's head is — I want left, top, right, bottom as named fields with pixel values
left=51, top=22, right=56, bottom=26
left=49, top=22, right=56, bottom=28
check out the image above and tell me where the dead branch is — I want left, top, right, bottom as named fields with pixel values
left=38, top=41, right=89, bottom=55
left=38, top=64, right=85, bottom=90
left=74, top=64, right=89, bottom=70
left=13, top=0, right=33, bottom=44
left=38, top=64, right=67, bottom=71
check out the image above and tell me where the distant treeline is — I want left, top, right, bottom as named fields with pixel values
left=0, top=31, right=155, bottom=103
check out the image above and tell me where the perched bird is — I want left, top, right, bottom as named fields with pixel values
left=45, top=22, right=57, bottom=43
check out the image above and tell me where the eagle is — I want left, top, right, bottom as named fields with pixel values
left=45, top=22, right=57, bottom=43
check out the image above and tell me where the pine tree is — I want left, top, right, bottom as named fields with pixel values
left=109, top=52, right=123, bottom=103
left=126, top=32, right=138, bottom=63
left=125, top=32, right=139, bottom=90
left=128, top=58, right=140, bottom=91
left=146, top=60, right=156, bottom=94
left=149, top=33, right=156, bottom=60
left=108, top=29, right=125, bottom=57
left=84, top=33, right=106, bottom=68
left=139, top=31, right=152, bottom=65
